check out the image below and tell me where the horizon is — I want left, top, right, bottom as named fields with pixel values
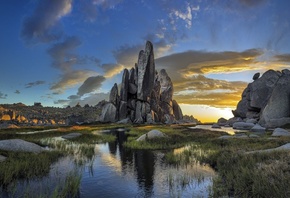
left=1, top=0, right=290, bottom=122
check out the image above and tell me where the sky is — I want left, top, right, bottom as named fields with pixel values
left=1, top=0, right=290, bottom=122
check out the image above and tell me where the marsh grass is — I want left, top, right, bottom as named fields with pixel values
left=0, top=150, right=62, bottom=186
left=52, top=170, right=81, bottom=198
left=162, top=129, right=290, bottom=197
left=124, top=126, right=225, bottom=150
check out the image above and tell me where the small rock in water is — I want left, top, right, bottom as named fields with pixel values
left=250, top=124, right=266, bottom=133
left=212, top=123, right=221, bottom=129
left=136, top=129, right=167, bottom=141
left=62, top=133, right=82, bottom=139
left=0, top=155, right=7, bottom=162
left=272, top=128, right=290, bottom=137
left=233, top=122, right=255, bottom=130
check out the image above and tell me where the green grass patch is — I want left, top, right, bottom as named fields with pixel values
left=0, top=150, right=62, bottom=186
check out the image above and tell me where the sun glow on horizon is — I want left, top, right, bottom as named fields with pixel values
left=180, top=104, right=234, bottom=123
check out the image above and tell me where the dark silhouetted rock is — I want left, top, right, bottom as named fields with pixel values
left=172, top=100, right=183, bottom=120
left=109, top=83, right=119, bottom=106
left=217, top=117, right=227, bottom=126
left=120, top=69, right=129, bottom=101
left=252, top=72, right=260, bottom=80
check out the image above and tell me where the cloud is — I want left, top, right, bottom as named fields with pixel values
left=68, top=95, right=81, bottom=100
left=173, top=75, right=247, bottom=108
left=173, top=75, right=247, bottom=92
left=109, top=37, right=172, bottom=78
left=77, top=76, right=106, bottom=96
left=50, top=70, right=98, bottom=93
left=21, top=0, right=72, bottom=43
left=54, top=92, right=109, bottom=106
left=174, top=90, right=243, bottom=108
left=273, top=53, right=290, bottom=62
left=47, top=36, right=82, bottom=72
left=0, top=92, right=8, bottom=99
left=156, top=48, right=263, bottom=81
left=25, top=80, right=46, bottom=88
left=15, top=90, right=20, bottom=94
left=102, top=63, right=124, bottom=78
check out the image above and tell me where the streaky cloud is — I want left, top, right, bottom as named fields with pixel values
left=47, top=36, right=82, bottom=72
left=25, top=80, right=46, bottom=88
left=50, top=70, right=98, bottom=94
left=77, top=76, right=106, bottom=96
left=21, top=0, right=72, bottom=43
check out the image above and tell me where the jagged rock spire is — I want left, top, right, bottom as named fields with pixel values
left=100, top=41, right=183, bottom=124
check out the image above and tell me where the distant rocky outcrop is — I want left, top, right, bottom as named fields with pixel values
left=232, top=69, right=290, bottom=128
left=100, top=41, right=184, bottom=124
left=0, top=102, right=103, bottom=127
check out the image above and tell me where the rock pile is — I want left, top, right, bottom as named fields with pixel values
left=232, top=69, right=290, bottom=128
left=100, top=41, right=183, bottom=124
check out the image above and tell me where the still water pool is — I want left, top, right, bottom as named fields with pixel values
left=1, top=130, right=216, bottom=198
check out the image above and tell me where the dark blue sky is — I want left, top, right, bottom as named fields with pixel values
left=1, top=0, right=290, bottom=121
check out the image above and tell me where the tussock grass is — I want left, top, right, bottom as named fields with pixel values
left=0, top=150, right=62, bottom=186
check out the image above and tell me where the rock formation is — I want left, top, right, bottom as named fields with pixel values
left=100, top=41, right=183, bottom=124
left=232, top=69, right=290, bottom=128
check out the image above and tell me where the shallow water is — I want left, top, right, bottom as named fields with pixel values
left=191, top=125, right=246, bottom=135
left=1, top=130, right=216, bottom=197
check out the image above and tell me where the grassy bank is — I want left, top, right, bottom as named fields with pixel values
left=123, top=125, right=225, bottom=150
left=1, top=124, right=290, bottom=197
left=0, top=150, right=62, bottom=186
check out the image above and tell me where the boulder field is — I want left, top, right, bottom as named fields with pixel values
left=231, top=69, right=290, bottom=128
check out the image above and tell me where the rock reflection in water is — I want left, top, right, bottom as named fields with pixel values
left=1, top=129, right=216, bottom=197
left=85, top=129, right=215, bottom=197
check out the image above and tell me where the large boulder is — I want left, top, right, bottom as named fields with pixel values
left=233, top=70, right=280, bottom=118
left=259, top=73, right=290, bottom=126
left=0, top=139, right=44, bottom=153
left=232, top=69, right=290, bottom=128
left=99, top=103, right=118, bottom=122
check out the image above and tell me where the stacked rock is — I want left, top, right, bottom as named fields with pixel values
left=100, top=41, right=183, bottom=124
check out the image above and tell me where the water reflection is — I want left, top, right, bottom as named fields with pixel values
left=191, top=124, right=247, bottom=135
left=1, top=129, right=216, bottom=197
